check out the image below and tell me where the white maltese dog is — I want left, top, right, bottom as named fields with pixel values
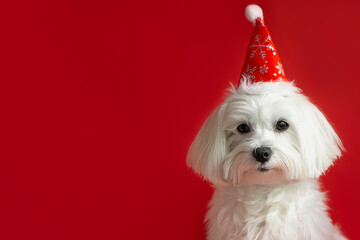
left=187, top=5, right=347, bottom=240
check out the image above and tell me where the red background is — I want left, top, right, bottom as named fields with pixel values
left=0, top=0, right=359, bottom=239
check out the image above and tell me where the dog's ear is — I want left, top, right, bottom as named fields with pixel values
left=296, top=96, right=344, bottom=178
left=187, top=104, right=227, bottom=184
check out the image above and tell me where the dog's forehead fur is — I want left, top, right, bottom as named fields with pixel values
left=223, top=81, right=301, bottom=129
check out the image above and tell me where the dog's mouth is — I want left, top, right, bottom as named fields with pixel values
left=258, top=166, right=270, bottom=172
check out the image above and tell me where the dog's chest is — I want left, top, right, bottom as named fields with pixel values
left=206, top=181, right=334, bottom=240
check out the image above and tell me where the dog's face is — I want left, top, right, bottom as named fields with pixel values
left=187, top=81, right=343, bottom=185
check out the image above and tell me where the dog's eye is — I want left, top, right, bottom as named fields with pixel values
left=276, top=120, right=289, bottom=131
left=237, top=123, right=250, bottom=134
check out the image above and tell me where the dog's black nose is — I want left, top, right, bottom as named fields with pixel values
left=253, top=147, right=272, bottom=163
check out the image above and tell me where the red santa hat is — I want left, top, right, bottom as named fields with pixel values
left=240, top=5, right=287, bottom=83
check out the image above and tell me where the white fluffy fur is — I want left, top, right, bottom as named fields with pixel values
left=187, top=80, right=346, bottom=240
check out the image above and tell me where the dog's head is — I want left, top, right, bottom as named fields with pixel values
left=187, top=80, right=343, bottom=185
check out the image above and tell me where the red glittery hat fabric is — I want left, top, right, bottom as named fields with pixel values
left=240, top=18, right=286, bottom=83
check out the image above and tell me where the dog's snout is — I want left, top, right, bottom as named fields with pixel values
left=253, top=147, right=272, bottom=163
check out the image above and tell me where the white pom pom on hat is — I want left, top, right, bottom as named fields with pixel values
left=245, top=4, right=263, bottom=25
